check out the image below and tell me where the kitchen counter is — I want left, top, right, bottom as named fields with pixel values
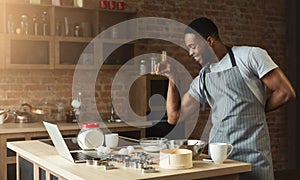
left=0, top=121, right=151, bottom=180
left=7, top=140, right=251, bottom=180
left=0, top=121, right=151, bottom=135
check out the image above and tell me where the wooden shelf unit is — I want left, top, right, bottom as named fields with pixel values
left=130, top=74, right=169, bottom=119
left=0, top=2, right=137, bottom=69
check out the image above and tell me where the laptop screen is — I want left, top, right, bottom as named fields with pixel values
left=43, top=121, right=77, bottom=162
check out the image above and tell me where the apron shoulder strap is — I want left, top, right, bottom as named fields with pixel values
left=226, top=46, right=237, bottom=67
left=201, top=67, right=210, bottom=111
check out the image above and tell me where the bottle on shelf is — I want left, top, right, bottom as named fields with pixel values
left=108, top=97, right=122, bottom=123
left=139, top=59, right=146, bottom=75
left=150, top=56, right=157, bottom=74
left=20, top=15, right=29, bottom=35
left=41, top=11, right=48, bottom=36
left=56, top=102, right=65, bottom=121
left=55, top=22, right=61, bottom=36
left=7, top=14, right=15, bottom=34
left=161, top=50, right=167, bottom=62
left=74, top=25, right=81, bottom=37
left=64, top=17, right=70, bottom=36
left=109, top=98, right=116, bottom=122
left=32, top=14, right=39, bottom=35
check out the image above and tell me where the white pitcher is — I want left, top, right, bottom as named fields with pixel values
left=0, top=110, right=10, bottom=124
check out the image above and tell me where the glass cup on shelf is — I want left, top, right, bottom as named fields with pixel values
left=7, top=14, right=15, bottom=34
left=55, top=22, right=61, bottom=36
left=64, top=17, right=70, bottom=36
left=80, top=22, right=92, bottom=37
left=150, top=57, right=157, bottom=74
left=52, top=0, right=60, bottom=6
left=20, top=15, right=29, bottom=35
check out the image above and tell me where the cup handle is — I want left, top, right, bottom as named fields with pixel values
left=226, top=144, right=234, bottom=158
left=4, top=112, right=10, bottom=121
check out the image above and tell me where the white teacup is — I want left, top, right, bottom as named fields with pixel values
left=0, top=110, right=9, bottom=124
left=105, top=133, right=119, bottom=148
left=209, top=143, right=234, bottom=164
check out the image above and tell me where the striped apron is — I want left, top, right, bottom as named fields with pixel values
left=202, top=47, right=274, bottom=180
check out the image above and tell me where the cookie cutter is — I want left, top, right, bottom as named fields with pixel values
left=141, top=166, right=155, bottom=174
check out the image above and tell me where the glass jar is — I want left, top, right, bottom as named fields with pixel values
left=74, top=0, right=83, bottom=7
left=32, top=14, right=38, bottom=35
left=56, top=102, right=65, bottom=121
left=77, top=123, right=104, bottom=149
left=41, top=11, right=48, bottom=36
left=150, top=57, right=157, bottom=74
left=74, top=25, right=80, bottom=37
left=139, top=59, right=146, bottom=75
left=20, top=15, right=28, bottom=35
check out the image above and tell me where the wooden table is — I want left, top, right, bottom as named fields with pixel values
left=7, top=140, right=251, bottom=180
left=0, top=121, right=150, bottom=180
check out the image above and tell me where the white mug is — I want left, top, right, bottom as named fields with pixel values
left=209, top=143, right=234, bottom=164
left=105, top=133, right=119, bottom=148
left=0, top=110, right=9, bottom=124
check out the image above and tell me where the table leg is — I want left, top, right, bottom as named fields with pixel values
left=16, top=153, right=20, bottom=180
left=140, top=128, right=146, bottom=138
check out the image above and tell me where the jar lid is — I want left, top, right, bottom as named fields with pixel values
left=81, top=123, right=100, bottom=128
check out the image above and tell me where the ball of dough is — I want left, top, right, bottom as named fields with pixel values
left=102, top=146, right=111, bottom=154
left=97, top=145, right=105, bottom=152
left=126, top=146, right=135, bottom=154
left=118, top=148, right=128, bottom=155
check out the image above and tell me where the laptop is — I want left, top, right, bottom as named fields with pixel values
left=43, top=121, right=102, bottom=163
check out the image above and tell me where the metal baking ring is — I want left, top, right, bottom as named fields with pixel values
left=104, top=163, right=115, bottom=170
left=92, top=158, right=101, bottom=166
left=86, top=159, right=93, bottom=166
left=122, top=159, right=130, bottom=168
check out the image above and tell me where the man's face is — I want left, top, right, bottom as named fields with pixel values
left=184, top=33, right=217, bottom=66
left=184, top=33, right=204, bottom=64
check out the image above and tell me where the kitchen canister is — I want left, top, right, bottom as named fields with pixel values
left=77, top=123, right=104, bottom=149
left=159, top=149, right=193, bottom=169
left=80, top=22, right=92, bottom=37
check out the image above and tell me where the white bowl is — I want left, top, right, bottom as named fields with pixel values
left=139, top=137, right=168, bottom=152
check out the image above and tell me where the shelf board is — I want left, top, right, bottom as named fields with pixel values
left=1, top=1, right=137, bottom=14
left=99, top=64, right=136, bottom=71
left=99, top=38, right=135, bottom=44
left=5, top=64, right=54, bottom=69
left=55, top=36, right=93, bottom=42
left=4, top=34, right=54, bottom=41
left=55, top=64, right=99, bottom=70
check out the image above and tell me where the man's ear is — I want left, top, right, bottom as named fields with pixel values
left=206, top=36, right=214, bottom=47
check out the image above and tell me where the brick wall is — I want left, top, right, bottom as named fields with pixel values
left=0, top=0, right=290, bottom=171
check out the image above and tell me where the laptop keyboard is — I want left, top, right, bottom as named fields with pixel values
left=71, top=152, right=94, bottom=161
